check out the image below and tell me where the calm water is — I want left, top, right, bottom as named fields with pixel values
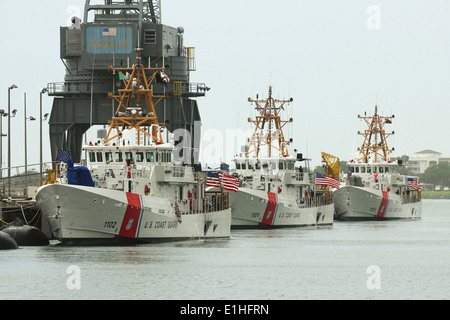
left=0, top=200, right=449, bottom=300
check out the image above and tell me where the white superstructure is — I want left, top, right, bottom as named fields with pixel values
left=37, top=140, right=231, bottom=245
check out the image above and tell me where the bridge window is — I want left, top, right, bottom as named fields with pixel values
left=136, top=152, right=144, bottom=163
left=146, top=152, right=154, bottom=163
left=105, top=152, right=113, bottom=163
left=96, top=152, right=103, bottom=162
left=89, top=152, right=96, bottom=163
left=115, top=152, right=123, bottom=162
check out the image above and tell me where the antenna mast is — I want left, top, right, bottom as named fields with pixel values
left=357, top=105, right=395, bottom=163
left=246, top=87, right=294, bottom=159
left=105, top=49, right=167, bottom=144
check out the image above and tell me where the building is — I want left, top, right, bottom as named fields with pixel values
left=407, top=150, right=443, bottom=174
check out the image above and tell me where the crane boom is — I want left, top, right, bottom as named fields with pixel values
left=321, top=152, right=340, bottom=179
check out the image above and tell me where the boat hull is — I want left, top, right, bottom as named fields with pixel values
left=333, top=186, right=422, bottom=220
left=36, top=184, right=231, bottom=246
left=229, top=188, right=334, bottom=228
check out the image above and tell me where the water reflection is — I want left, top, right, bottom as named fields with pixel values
left=1, top=200, right=448, bottom=300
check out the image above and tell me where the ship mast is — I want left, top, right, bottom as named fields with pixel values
left=246, top=87, right=294, bottom=158
left=357, top=105, right=395, bottom=163
left=104, top=48, right=167, bottom=144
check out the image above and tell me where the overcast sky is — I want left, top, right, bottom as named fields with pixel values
left=1, top=0, right=449, bottom=171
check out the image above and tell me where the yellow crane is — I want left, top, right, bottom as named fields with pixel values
left=321, top=152, right=340, bottom=179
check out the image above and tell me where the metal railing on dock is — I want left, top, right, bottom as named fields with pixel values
left=0, top=162, right=54, bottom=199
left=0, top=162, right=54, bottom=229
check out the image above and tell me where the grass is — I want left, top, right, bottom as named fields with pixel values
left=422, top=190, right=450, bottom=196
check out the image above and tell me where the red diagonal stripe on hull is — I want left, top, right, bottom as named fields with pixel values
left=118, top=193, right=142, bottom=238
left=376, top=191, right=389, bottom=218
left=259, top=192, right=277, bottom=226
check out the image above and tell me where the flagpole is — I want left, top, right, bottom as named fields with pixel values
left=54, top=145, right=58, bottom=181
left=219, top=172, right=224, bottom=210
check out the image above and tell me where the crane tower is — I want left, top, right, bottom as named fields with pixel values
left=47, top=0, right=207, bottom=163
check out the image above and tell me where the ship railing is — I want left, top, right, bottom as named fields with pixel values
left=171, top=166, right=186, bottom=179
left=204, top=190, right=230, bottom=212
left=120, top=165, right=154, bottom=180
left=284, top=172, right=311, bottom=185
left=300, top=191, right=332, bottom=208
left=402, top=190, right=422, bottom=204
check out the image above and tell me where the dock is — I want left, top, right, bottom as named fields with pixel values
left=0, top=163, right=53, bottom=231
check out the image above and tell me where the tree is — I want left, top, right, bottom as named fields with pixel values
left=421, top=162, right=450, bottom=188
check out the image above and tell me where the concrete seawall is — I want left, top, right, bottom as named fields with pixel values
left=422, top=194, right=450, bottom=200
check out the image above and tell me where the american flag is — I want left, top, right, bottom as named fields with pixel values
left=206, top=172, right=240, bottom=192
left=219, top=173, right=240, bottom=192
left=102, top=27, right=117, bottom=36
left=206, top=172, right=221, bottom=188
left=56, top=148, right=71, bottom=163
left=408, top=179, right=424, bottom=191
left=315, top=172, right=340, bottom=189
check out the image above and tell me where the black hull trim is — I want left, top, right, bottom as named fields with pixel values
left=231, top=223, right=333, bottom=230
left=55, top=236, right=230, bottom=247
left=335, top=217, right=422, bottom=222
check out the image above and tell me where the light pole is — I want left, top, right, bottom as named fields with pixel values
left=7, top=84, right=18, bottom=197
left=0, top=110, right=7, bottom=184
left=40, top=88, right=48, bottom=185
left=24, top=93, right=36, bottom=192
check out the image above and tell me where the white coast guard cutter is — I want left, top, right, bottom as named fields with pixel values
left=333, top=106, right=422, bottom=220
left=36, top=50, right=231, bottom=245
left=227, top=87, right=335, bottom=228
